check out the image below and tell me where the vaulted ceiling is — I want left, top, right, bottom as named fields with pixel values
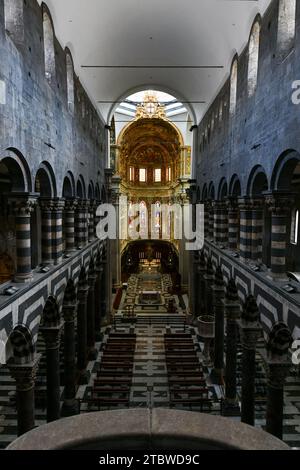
left=39, top=0, right=272, bottom=124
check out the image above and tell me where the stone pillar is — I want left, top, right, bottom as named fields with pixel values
left=9, top=355, right=40, bottom=436
left=226, top=197, right=239, bottom=252
left=94, top=200, right=101, bottom=239
left=111, top=175, right=122, bottom=289
left=204, top=201, right=210, bottom=239
left=251, top=197, right=264, bottom=264
left=75, top=200, right=88, bottom=249
left=87, top=272, right=98, bottom=359
left=40, top=323, right=63, bottom=422
left=77, top=281, right=90, bottom=384
left=40, top=198, right=54, bottom=266
left=95, top=261, right=104, bottom=340
left=82, top=200, right=89, bottom=246
left=262, top=323, right=292, bottom=439
left=203, top=258, right=214, bottom=316
left=210, top=267, right=225, bottom=385
left=265, top=191, right=294, bottom=280
left=213, top=201, right=228, bottom=246
left=61, top=302, right=79, bottom=417
left=208, top=200, right=214, bottom=241
left=88, top=200, right=96, bottom=242
left=51, top=198, right=65, bottom=265
left=238, top=197, right=252, bottom=263
left=10, top=193, right=38, bottom=282
left=222, top=280, right=241, bottom=416
left=237, top=296, right=261, bottom=426
left=64, top=199, right=78, bottom=253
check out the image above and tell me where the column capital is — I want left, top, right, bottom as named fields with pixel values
left=63, top=301, right=78, bottom=322
left=8, top=354, right=41, bottom=391
left=65, top=198, right=78, bottom=211
left=40, top=322, right=64, bottom=349
left=226, top=196, right=238, bottom=211
left=9, top=192, right=39, bottom=216
left=237, top=196, right=252, bottom=211
left=39, top=197, right=55, bottom=212
left=51, top=198, right=65, bottom=212
left=264, top=191, right=295, bottom=214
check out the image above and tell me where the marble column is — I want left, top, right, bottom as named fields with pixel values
left=237, top=296, right=261, bottom=426
left=203, top=258, right=214, bottom=316
left=40, top=323, right=63, bottom=422
left=39, top=198, right=54, bottom=266
left=61, top=301, right=79, bottom=417
left=208, top=200, right=214, bottom=241
left=210, top=267, right=225, bottom=384
left=94, top=262, right=104, bottom=340
left=213, top=201, right=228, bottom=246
left=10, top=193, right=38, bottom=282
left=87, top=272, right=98, bottom=359
left=51, top=198, right=65, bottom=265
left=64, top=198, right=78, bottom=253
left=264, top=191, right=294, bottom=280
left=88, top=200, right=96, bottom=242
left=250, top=197, right=264, bottom=264
left=226, top=197, right=239, bottom=252
left=77, top=281, right=90, bottom=384
left=222, top=280, right=241, bottom=416
left=238, top=197, right=252, bottom=263
left=204, top=201, right=210, bottom=239
left=9, top=355, right=40, bottom=436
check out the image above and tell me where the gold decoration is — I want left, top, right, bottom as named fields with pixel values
left=135, top=92, right=166, bottom=120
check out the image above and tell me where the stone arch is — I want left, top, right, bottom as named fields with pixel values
left=62, top=171, right=75, bottom=198
left=202, top=183, right=208, bottom=201
left=35, top=162, right=57, bottom=197
left=77, top=176, right=86, bottom=199
left=247, top=165, right=268, bottom=196
left=41, top=295, right=61, bottom=327
left=217, top=177, right=228, bottom=200
left=0, top=148, right=32, bottom=192
left=7, top=325, right=35, bottom=364
left=229, top=174, right=241, bottom=197
left=208, top=182, right=215, bottom=200
left=271, top=149, right=300, bottom=190
left=88, top=181, right=95, bottom=200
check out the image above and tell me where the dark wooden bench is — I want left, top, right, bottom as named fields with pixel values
left=82, top=397, right=130, bottom=411
left=94, top=378, right=132, bottom=384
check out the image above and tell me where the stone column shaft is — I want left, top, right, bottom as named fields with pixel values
left=238, top=197, right=252, bottom=262
left=64, top=199, right=77, bottom=253
left=77, top=284, right=89, bottom=384
left=40, top=325, right=63, bottom=422
left=9, top=355, right=40, bottom=436
left=227, top=198, right=239, bottom=251
left=52, top=199, right=65, bottom=265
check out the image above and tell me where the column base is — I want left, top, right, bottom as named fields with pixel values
left=221, top=398, right=240, bottom=417
left=209, top=368, right=224, bottom=385
left=61, top=399, right=80, bottom=417
left=14, top=273, right=33, bottom=283
left=88, top=347, right=98, bottom=360
left=78, top=370, right=90, bottom=385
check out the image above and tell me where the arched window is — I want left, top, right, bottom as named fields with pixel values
left=154, top=201, right=161, bottom=238
left=66, top=53, right=74, bottom=114
left=248, top=22, right=260, bottom=97
left=43, top=11, right=56, bottom=82
left=230, top=60, right=238, bottom=115
left=139, top=201, right=148, bottom=239
left=4, top=0, right=24, bottom=44
left=277, top=0, right=296, bottom=58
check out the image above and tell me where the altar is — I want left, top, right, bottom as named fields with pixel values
left=135, top=290, right=165, bottom=310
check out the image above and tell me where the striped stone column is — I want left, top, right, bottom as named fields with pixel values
left=226, top=197, right=239, bottom=251
left=64, top=199, right=78, bottom=253
left=75, top=200, right=85, bottom=249
left=265, top=192, right=294, bottom=279
left=10, top=194, right=38, bottom=282
left=39, top=198, right=54, bottom=266
left=88, top=200, right=96, bottom=242
left=94, top=200, right=101, bottom=239
left=82, top=200, right=89, bottom=246
left=251, top=197, right=264, bottom=264
left=238, top=197, right=253, bottom=263
left=9, top=355, right=40, bottom=436
left=208, top=200, right=214, bottom=241
left=204, top=201, right=210, bottom=239
left=52, top=198, right=65, bottom=265
left=213, top=201, right=228, bottom=246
